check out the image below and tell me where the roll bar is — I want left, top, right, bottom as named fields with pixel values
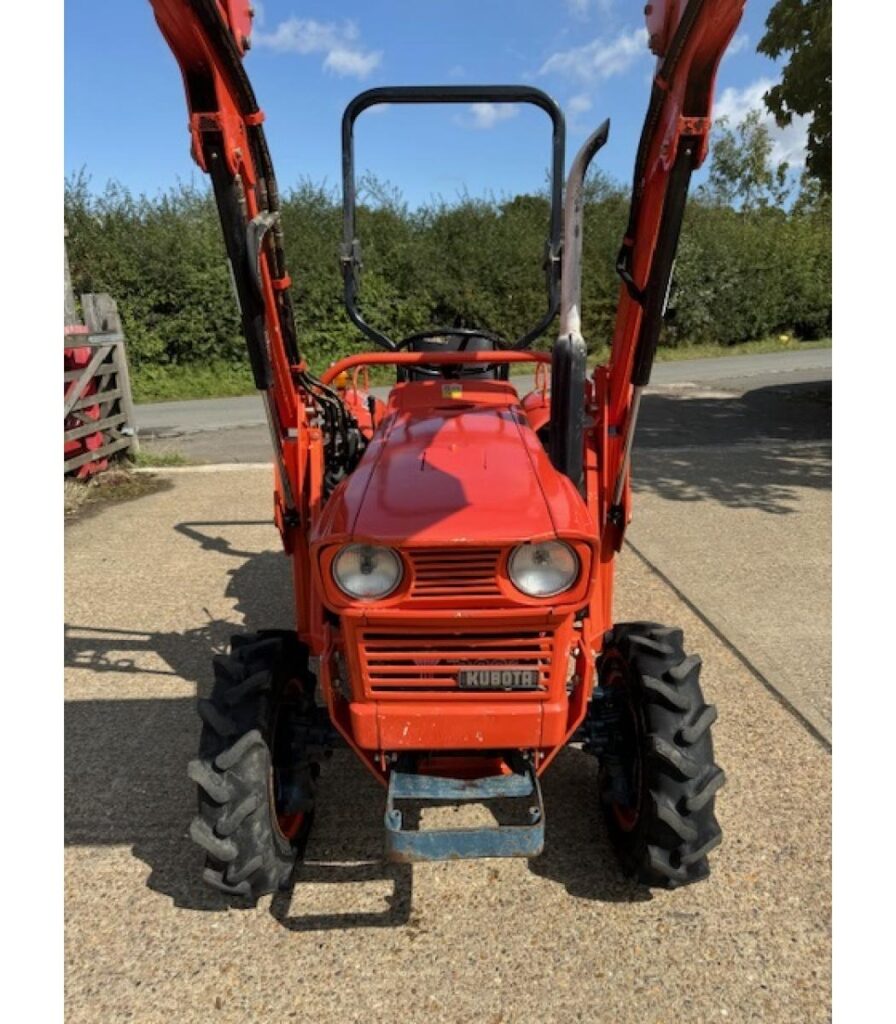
left=340, top=85, right=566, bottom=351
left=321, top=349, right=550, bottom=386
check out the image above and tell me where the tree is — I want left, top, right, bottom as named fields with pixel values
left=758, top=0, right=832, bottom=193
left=700, top=111, right=791, bottom=209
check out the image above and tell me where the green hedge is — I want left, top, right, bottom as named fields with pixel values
left=64, top=171, right=831, bottom=377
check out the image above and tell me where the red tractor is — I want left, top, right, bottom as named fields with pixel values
left=150, top=0, right=742, bottom=899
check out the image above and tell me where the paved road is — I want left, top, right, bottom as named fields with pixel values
left=136, top=347, right=832, bottom=440
left=64, top=470, right=831, bottom=1024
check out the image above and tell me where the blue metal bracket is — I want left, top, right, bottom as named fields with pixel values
left=384, top=765, right=545, bottom=862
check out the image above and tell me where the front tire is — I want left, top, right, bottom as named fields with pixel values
left=595, top=623, right=725, bottom=888
left=188, top=631, right=317, bottom=901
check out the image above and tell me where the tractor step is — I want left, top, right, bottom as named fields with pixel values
left=384, top=764, right=545, bottom=862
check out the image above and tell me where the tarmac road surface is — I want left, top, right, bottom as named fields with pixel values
left=135, top=347, right=832, bottom=441
left=65, top=468, right=831, bottom=1024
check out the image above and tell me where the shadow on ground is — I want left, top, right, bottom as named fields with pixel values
left=632, top=381, right=831, bottom=513
left=637, top=380, right=831, bottom=448
left=65, top=521, right=646, bottom=932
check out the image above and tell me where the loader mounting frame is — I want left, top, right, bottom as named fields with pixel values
left=148, top=0, right=742, bottom=877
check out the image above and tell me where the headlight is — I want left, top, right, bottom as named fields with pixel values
left=508, top=541, right=579, bottom=597
left=332, top=544, right=403, bottom=600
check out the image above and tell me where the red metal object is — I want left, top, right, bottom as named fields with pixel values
left=218, top=0, right=253, bottom=54
left=645, top=0, right=684, bottom=57
left=320, top=349, right=550, bottom=385
left=148, top=0, right=744, bottom=795
left=64, top=329, right=108, bottom=479
left=602, top=0, right=745, bottom=553
left=276, top=812, right=305, bottom=841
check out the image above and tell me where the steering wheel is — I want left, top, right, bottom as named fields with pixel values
left=394, top=327, right=510, bottom=379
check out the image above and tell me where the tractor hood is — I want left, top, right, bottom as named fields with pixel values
left=318, top=381, right=591, bottom=547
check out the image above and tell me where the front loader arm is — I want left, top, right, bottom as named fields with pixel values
left=149, top=1, right=360, bottom=532
left=150, top=1, right=297, bottom=434
left=600, top=0, right=746, bottom=544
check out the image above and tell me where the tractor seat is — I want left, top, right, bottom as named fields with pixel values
left=403, top=334, right=509, bottom=381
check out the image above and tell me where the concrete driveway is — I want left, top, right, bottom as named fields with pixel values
left=65, top=467, right=831, bottom=1023
left=627, top=378, right=831, bottom=745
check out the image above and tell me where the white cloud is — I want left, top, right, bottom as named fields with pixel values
left=540, top=27, right=649, bottom=82
left=255, top=18, right=349, bottom=54
left=568, top=93, right=593, bottom=116
left=324, top=47, right=381, bottom=77
left=254, top=16, right=382, bottom=79
left=726, top=32, right=750, bottom=57
left=566, top=92, right=594, bottom=132
left=565, top=0, right=615, bottom=16
left=465, top=103, right=519, bottom=130
left=714, top=78, right=810, bottom=167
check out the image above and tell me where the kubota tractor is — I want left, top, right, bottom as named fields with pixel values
left=149, top=0, right=742, bottom=899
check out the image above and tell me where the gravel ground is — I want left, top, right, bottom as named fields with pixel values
left=65, top=469, right=831, bottom=1024
left=630, top=439, right=831, bottom=742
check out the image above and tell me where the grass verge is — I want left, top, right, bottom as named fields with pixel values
left=133, top=336, right=831, bottom=402
left=128, top=448, right=189, bottom=468
left=577, top=335, right=831, bottom=371
left=132, top=361, right=256, bottom=403
left=64, top=467, right=171, bottom=520
left=650, top=335, right=829, bottom=363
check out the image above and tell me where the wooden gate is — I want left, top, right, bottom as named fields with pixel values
left=64, top=294, right=139, bottom=477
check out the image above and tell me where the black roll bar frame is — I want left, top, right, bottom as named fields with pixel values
left=340, top=85, right=566, bottom=351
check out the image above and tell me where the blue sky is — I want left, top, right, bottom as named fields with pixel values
left=65, top=1, right=805, bottom=206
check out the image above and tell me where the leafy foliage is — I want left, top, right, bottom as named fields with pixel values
left=759, top=0, right=832, bottom=192
left=700, top=112, right=793, bottom=209
left=65, top=120, right=831, bottom=381
left=675, top=114, right=831, bottom=345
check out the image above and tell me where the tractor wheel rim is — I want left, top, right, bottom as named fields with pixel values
left=270, top=678, right=307, bottom=845
left=276, top=812, right=305, bottom=841
left=604, top=661, right=642, bottom=833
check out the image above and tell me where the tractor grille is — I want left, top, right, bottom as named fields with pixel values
left=407, top=548, right=502, bottom=601
left=359, top=627, right=553, bottom=697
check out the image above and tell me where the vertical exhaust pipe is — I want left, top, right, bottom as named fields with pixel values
left=558, top=120, right=610, bottom=344
left=549, top=120, right=610, bottom=490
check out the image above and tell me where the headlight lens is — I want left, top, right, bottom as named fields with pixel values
left=332, top=544, right=403, bottom=600
left=508, top=541, right=579, bottom=597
